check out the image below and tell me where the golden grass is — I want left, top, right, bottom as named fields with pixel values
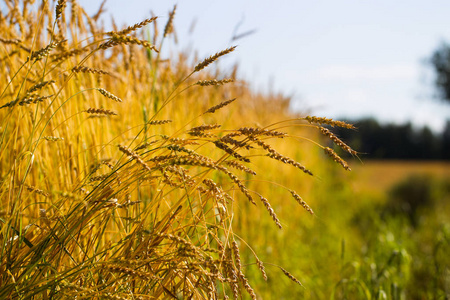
left=0, top=1, right=356, bottom=298
left=349, top=160, right=450, bottom=196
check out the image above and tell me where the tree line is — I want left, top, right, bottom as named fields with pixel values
left=328, top=42, right=450, bottom=161
left=331, top=118, right=450, bottom=160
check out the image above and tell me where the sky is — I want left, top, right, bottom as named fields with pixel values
left=79, top=0, right=450, bottom=132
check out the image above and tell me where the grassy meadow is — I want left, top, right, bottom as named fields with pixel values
left=1, top=1, right=449, bottom=299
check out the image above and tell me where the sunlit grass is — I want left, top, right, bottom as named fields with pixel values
left=1, top=1, right=448, bottom=299
left=0, top=1, right=357, bottom=299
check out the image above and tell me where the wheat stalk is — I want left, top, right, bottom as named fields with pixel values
left=194, top=46, right=236, bottom=72
left=203, top=98, right=236, bottom=114
left=108, top=17, right=158, bottom=36
left=85, top=108, right=117, bottom=115
left=96, top=88, right=123, bottom=102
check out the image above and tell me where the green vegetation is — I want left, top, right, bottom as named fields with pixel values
left=233, top=161, right=450, bottom=299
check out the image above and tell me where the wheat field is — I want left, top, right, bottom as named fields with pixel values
left=0, top=1, right=362, bottom=299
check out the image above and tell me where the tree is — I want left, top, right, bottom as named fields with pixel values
left=430, top=43, right=450, bottom=103
left=443, top=120, right=450, bottom=159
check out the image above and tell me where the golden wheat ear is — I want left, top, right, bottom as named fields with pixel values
left=304, top=115, right=355, bottom=129
left=203, top=98, right=236, bottom=114
left=85, top=108, right=117, bottom=116
left=194, top=78, right=234, bottom=86
left=163, top=5, right=177, bottom=38
left=96, top=88, right=123, bottom=102
left=107, top=16, right=158, bottom=36
left=318, top=127, right=357, bottom=156
left=194, top=46, right=237, bottom=72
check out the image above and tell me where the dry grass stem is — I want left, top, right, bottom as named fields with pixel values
left=26, top=80, right=55, bottom=94
left=167, top=145, right=196, bottom=155
left=189, top=124, right=221, bottom=132
left=148, top=119, right=172, bottom=125
left=278, top=156, right=311, bottom=175
left=280, top=267, right=303, bottom=287
left=188, top=130, right=216, bottom=138
left=28, top=40, right=63, bottom=62
left=214, top=140, right=250, bottom=163
left=108, top=16, right=158, bottom=36
left=319, top=127, right=358, bottom=156
left=51, top=47, right=89, bottom=62
left=96, top=88, right=123, bottom=102
left=24, top=184, right=50, bottom=197
left=163, top=5, right=177, bottom=37
left=194, top=46, right=237, bottom=72
left=256, top=257, right=268, bottom=281
left=118, top=144, right=151, bottom=171
left=289, top=190, right=314, bottom=214
left=195, top=79, right=234, bottom=86
left=43, top=136, right=64, bottom=141
left=135, top=140, right=159, bottom=151
left=72, top=66, right=110, bottom=75
left=90, top=174, right=110, bottom=182
left=55, top=0, right=67, bottom=20
left=220, top=135, right=252, bottom=150
left=221, top=168, right=256, bottom=205
left=239, top=127, right=287, bottom=138
left=259, top=195, right=282, bottom=229
left=203, top=98, right=236, bottom=114
left=99, top=34, right=158, bottom=52
left=232, top=241, right=243, bottom=275
left=324, top=147, right=351, bottom=171
left=0, top=94, right=53, bottom=109
left=0, top=37, right=22, bottom=45
left=86, top=108, right=117, bottom=115
left=103, top=264, right=161, bottom=281
left=304, top=116, right=355, bottom=129
left=224, top=160, right=256, bottom=175
left=268, top=151, right=313, bottom=176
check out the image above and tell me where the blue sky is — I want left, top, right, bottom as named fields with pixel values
left=80, top=0, right=450, bottom=132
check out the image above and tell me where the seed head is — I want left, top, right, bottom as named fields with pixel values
left=194, top=46, right=236, bottom=72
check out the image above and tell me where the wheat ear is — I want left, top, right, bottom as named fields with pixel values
left=194, top=46, right=236, bottom=72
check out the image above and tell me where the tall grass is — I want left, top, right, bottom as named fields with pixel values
left=0, top=1, right=356, bottom=299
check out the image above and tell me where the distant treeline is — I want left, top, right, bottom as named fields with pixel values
left=331, top=118, right=450, bottom=160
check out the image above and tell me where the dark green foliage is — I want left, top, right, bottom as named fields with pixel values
left=443, top=120, right=450, bottom=160
left=331, top=118, right=450, bottom=160
left=348, top=175, right=450, bottom=299
left=384, top=174, right=438, bottom=226
left=430, top=43, right=450, bottom=103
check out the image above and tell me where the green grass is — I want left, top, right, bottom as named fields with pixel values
left=236, top=160, right=450, bottom=299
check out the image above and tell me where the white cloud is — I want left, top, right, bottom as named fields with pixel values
left=314, top=64, right=417, bottom=81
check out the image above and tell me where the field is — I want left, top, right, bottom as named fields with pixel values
left=228, top=158, right=450, bottom=299
left=1, top=1, right=449, bottom=299
left=351, top=160, right=450, bottom=195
